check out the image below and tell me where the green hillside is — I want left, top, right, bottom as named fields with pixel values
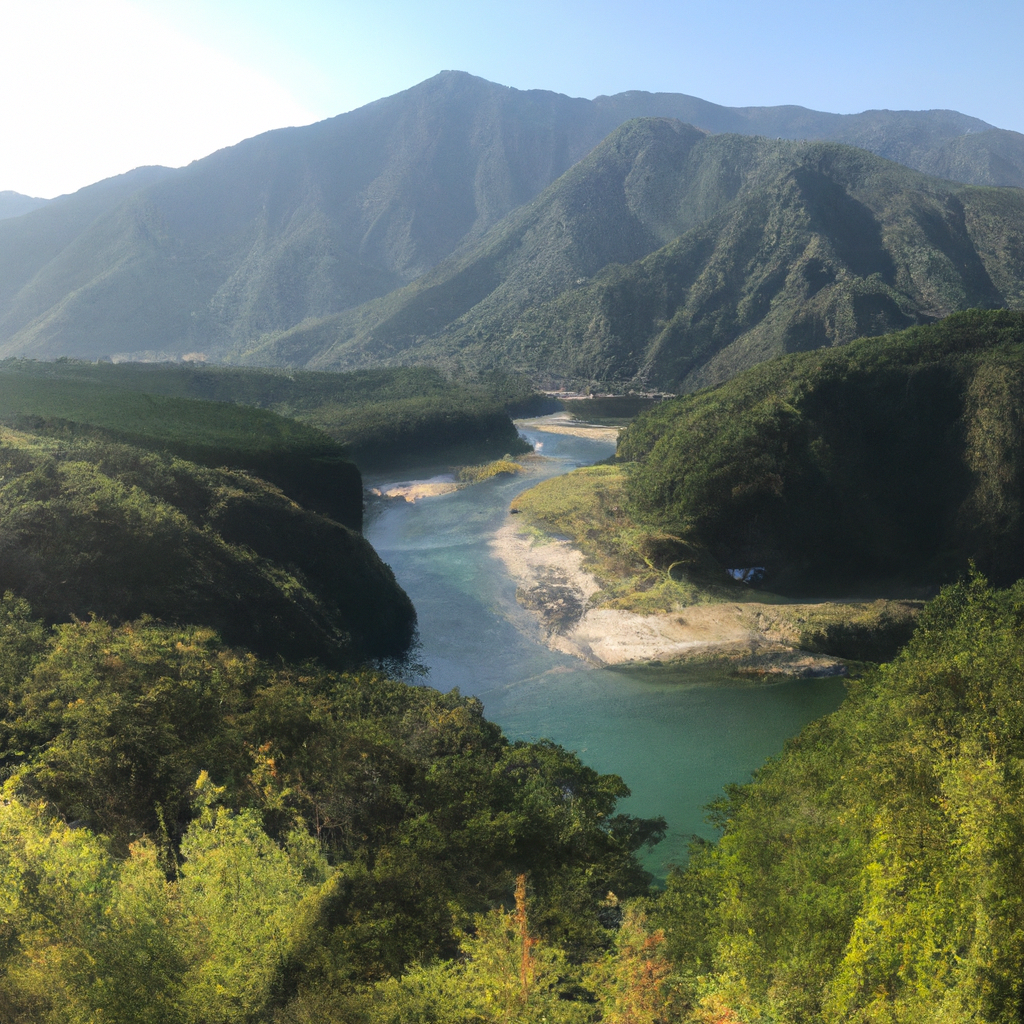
left=0, top=422, right=414, bottom=667
left=275, top=127, right=1024, bottom=391
left=0, top=360, right=534, bottom=470
left=0, top=608, right=665, bottom=1020
left=0, top=367, right=364, bottom=527
left=618, top=309, right=1024, bottom=591
left=656, top=572, right=1024, bottom=1021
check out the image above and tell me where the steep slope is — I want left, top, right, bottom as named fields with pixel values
left=658, top=574, right=1024, bottom=1021
left=0, top=166, right=175, bottom=311
left=246, top=117, right=715, bottom=368
left=617, top=310, right=1024, bottom=592
left=0, top=72, right=1021, bottom=363
left=0, top=73, right=617, bottom=361
left=0, top=425, right=415, bottom=667
left=271, top=126, right=1024, bottom=390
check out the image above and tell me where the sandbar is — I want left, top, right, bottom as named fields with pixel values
left=369, top=476, right=461, bottom=503
left=516, top=414, right=621, bottom=443
left=491, top=518, right=846, bottom=676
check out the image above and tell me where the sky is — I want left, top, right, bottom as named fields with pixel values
left=2, top=0, right=1022, bottom=199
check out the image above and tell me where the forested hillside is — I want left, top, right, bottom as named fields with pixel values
left=0, top=72, right=1021, bottom=367
left=615, top=309, right=1024, bottom=591
left=0, top=604, right=665, bottom=1021
left=657, top=572, right=1024, bottom=1022
left=280, top=128, right=1024, bottom=390
left=0, top=190, right=49, bottom=220
left=0, top=360, right=535, bottom=470
left=0, top=423, right=414, bottom=666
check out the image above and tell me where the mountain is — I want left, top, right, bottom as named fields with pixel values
left=262, top=122, right=1024, bottom=391
left=0, top=191, right=49, bottom=220
left=0, top=72, right=1022, bottom=365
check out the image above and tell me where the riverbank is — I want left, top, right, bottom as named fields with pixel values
left=491, top=519, right=849, bottom=676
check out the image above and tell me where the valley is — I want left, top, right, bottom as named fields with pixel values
left=362, top=414, right=848, bottom=873
left=2, top=68, right=1024, bottom=1022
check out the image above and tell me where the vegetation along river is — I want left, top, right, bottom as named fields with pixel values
left=365, top=414, right=846, bottom=873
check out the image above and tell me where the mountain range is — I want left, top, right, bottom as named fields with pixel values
left=0, top=191, right=49, bottom=220
left=0, top=71, right=1022, bottom=387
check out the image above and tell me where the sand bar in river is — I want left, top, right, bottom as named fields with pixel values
left=491, top=519, right=846, bottom=676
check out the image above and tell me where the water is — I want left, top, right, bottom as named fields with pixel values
left=365, top=417, right=846, bottom=873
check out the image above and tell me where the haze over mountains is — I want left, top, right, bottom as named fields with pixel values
left=0, top=191, right=49, bottom=220
left=1, top=71, right=1022, bottom=387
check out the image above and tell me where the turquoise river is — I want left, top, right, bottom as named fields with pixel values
left=365, top=416, right=846, bottom=873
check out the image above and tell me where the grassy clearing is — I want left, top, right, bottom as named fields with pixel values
left=510, top=464, right=718, bottom=612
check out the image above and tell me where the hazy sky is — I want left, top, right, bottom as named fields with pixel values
left=3, top=0, right=1022, bottom=198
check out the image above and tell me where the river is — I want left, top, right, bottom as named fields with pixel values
left=365, top=416, right=846, bottom=873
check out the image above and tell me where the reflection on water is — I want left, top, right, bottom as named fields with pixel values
left=365, top=417, right=846, bottom=874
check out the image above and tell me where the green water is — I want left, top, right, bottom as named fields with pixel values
left=365, top=417, right=846, bottom=873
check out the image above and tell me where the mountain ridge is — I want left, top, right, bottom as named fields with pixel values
left=0, top=190, right=49, bottom=220
left=0, top=71, right=1022, bottom=367
left=251, top=122, right=1024, bottom=390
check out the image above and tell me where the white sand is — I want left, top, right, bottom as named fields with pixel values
left=491, top=519, right=845, bottom=675
left=369, top=476, right=461, bottom=503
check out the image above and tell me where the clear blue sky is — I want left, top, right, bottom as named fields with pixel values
left=3, top=0, right=1022, bottom=198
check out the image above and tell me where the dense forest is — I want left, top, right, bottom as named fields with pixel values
left=0, top=378, right=667, bottom=1020
left=4, top=555, right=1024, bottom=1020
left=0, top=360, right=538, bottom=472
left=617, top=309, right=1024, bottom=592
left=272, top=127, right=1024, bottom=391
left=657, top=572, right=1024, bottom=1022
left=0, top=604, right=665, bottom=1022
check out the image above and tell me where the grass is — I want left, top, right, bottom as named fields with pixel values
left=457, top=458, right=522, bottom=484
left=510, top=464, right=718, bottom=612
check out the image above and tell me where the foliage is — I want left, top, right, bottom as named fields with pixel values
left=0, top=610, right=665, bottom=1013
left=0, top=424, right=415, bottom=666
left=0, top=360, right=534, bottom=472
left=657, top=571, right=1024, bottom=1021
left=619, top=309, right=1024, bottom=592
left=591, top=904, right=675, bottom=1024
left=365, top=878, right=673, bottom=1024
left=0, top=368, right=364, bottom=528
left=457, top=458, right=522, bottom=484
left=0, top=794, right=187, bottom=1024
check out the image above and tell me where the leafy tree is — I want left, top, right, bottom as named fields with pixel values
left=0, top=788, right=186, bottom=1024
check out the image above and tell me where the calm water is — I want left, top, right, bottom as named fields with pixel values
left=365, top=418, right=845, bottom=873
